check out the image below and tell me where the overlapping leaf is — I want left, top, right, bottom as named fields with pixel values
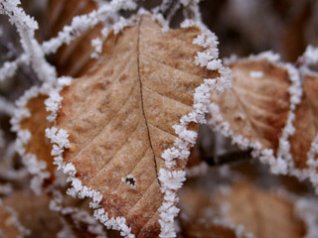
left=3, top=191, right=63, bottom=238
left=20, top=95, right=54, bottom=177
left=48, top=0, right=101, bottom=77
left=179, top=182, right=307, bottom=238
left=211, top=58, right=318, bottom=175
left=290, top=74, right=318, bottom=168
left=212, top=59, right=291, bottom=150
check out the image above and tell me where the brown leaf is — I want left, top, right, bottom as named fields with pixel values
left=290, top=74, right=318, bottom=169
left=211, top=59, right=291, bottom=151
left=210, top=57, right=318, bottom=182
left=179, top=182, right=307, bottom=238
left=179, top=188, right=238, bottom=238
left=20, top=95, right=54, bottom=178
left=3, top=191, right=63, bottom=238
left=48, top=0, right=102, bottom=77
left=51, top=16, right=215, bottom=236
left=217, top=183, right=306, bottom=238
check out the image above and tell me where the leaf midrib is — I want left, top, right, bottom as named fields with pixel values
left=136, top=18, right=161, bottom=186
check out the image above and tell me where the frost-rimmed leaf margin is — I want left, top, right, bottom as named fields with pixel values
left=10, top=78, right=72, bottom=194
left=45, top=126, right=134, bottom=237
left=10, top=85, right=51, bottom=194
left=157, top=19, right=231, bottom=237
left=297, top=46, right=318, bottom=192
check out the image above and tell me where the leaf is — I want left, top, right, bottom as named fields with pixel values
left=216, top=183, right=306, bottom=238
left=178, top=188, right=239, bottom=238
left=290, top=74, right=318, bottom=169
left=179, top=182, right=307, bottom=238
left=209, top=56, right=318, bottom=184
left=20, top=94, right=54, bottom=177
left=48, top=16, right=215, bottom=236
left=211, top=58, right=291, bottom=151
left=48, top=0, right=102, bottom=77
left=3, top=191, right=63, bottom=238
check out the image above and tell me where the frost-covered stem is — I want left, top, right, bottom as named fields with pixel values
left=298, top=45, right=318, bottom=77
left=0, top=200, right=30, bottom=237
left=0, top=96, right=14, bottom=116
left=182, top=0, right=202, bottom=22
left=0, top=142, right=28, bottom=181
left=300, top=45, right=318, bottom=66
left=0, top=0, right=57, bottom=82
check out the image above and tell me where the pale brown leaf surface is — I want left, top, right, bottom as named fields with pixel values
left=3, top=191, right=63, bottom=238
left=0, top=204, right=22, bottom=238
left=179, top=182, right=306, bottom=238
left=54, top=16, right=215, bottom=236
left=212, top=59, right=291, bottom=151
left=290, top=74, right=318, bottom=168
left=217, top=183, right=306, bottom=238
left=179, top=188, right=238, bottom=238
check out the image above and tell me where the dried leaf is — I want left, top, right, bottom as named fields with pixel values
left=179, top=182, right=307, bottom=238
left=48, top=0, right=101, bottom=77
left=20, top=95, right=54, bottom=177
left=290, top=74, right=318, bottom=168
left=217, top=183, right=306, bottom=238
left=3, top=191, right=63, bottom=238
left=212, top=59, right=290, bottom=151
left=49, top=16, right=214, bottom=236
left=179, top=188, right=239, bottom=238
left=210, top=56, right=318, bottom=184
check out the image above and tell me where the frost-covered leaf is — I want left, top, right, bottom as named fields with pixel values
left=44, top=16, right=216, bottom=236
left=209, top=56, right=318, bottom=187
left=19, top=95, right=54, bottom=176
left=211, top=59, right=291, bottom=150
left=48, top=0, right=102, bottom=77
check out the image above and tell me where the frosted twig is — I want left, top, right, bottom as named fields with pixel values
left=0, top=96, right=14, bottom=116
left=0, top=0, right=57, bottom=82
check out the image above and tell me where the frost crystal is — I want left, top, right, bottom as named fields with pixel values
left=249, top=70, right=264, bottom=78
